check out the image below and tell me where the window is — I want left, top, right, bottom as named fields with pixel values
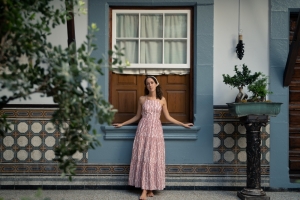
left=110, top=7, right=193, bottom=124
left=112, top=10, right=191, bottom=69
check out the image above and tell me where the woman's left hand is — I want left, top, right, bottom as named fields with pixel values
left=183, top=123, right=193, bottom=128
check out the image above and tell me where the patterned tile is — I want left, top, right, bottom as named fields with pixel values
left=1, top=119, right=87, bottom=163
left=213, top=109, right=270, bottom=164
left=0, top=107, right=270, bottom=178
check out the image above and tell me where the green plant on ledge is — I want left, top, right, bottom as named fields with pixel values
left=222, top=64, right=261, bottom=89
left=248, top=74, right=272, bottom=102
left=222, top=64, right=271, bottom=103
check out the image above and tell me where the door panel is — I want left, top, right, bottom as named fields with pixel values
left=110, top=73, right=191, bottom=123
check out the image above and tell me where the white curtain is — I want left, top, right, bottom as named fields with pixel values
left=116, top=14, right=139, bottom=64
left=115, top=13, right=189, bottom=75
left=164, top=14, right=187, bottom=64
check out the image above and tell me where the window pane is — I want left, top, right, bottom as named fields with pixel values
left=140, top=40, right=163, bottom=63
left=164, top=40, right=187, bottom=64
left=141, top=14, right=163, bottom=38
left=117, top=40, right=138, bottom=63
left=116, top=14, right=139, bottom=38
left=164, top=14, right=187, bottom=38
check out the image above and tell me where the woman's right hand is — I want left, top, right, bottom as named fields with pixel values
left=113, top=123, right=123, bottom=128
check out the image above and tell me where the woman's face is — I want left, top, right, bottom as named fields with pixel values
left=145, top=77, right=157, bottom=92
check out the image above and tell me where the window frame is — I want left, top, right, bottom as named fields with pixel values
left=111, top=9, right=191, bottom=69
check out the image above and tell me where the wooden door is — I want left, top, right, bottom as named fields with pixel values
left=289, top=13, right=300, bottom=181
left=109, top=73, right=192, bottom=124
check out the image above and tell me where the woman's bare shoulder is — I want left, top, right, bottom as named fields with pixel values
left=160, top=96, right=166, bottom=106
left=139, top=96, right=147, bottom=104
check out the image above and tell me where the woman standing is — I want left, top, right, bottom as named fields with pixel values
left=113, top=76, right=193, bottom=200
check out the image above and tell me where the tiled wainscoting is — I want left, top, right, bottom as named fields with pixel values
left=0, top=107, right=270, bottom=189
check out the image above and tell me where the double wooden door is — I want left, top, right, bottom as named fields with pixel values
left=109, top=73, right=192, bottom=124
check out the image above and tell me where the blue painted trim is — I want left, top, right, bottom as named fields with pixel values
left=269, top=0, right=300, bottom=188
left=101, top=125, right=201, bottom=140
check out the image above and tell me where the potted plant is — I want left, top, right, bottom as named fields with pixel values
left=222, top=64, right=261, bottom=103
left=222, top=64, right=282, bottom=117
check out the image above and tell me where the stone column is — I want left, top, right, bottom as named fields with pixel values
left=237, top=115, right=270, bottom=200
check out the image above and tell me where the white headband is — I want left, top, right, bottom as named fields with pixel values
left=149, top=76, right=159, bottom=86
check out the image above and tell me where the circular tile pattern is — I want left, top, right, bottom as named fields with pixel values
left=214, top=123, right=221, bottom=134
left=224, top=124, right=234, bottom=134
left=237, top=137, right=246, bottom=148
left=45, top=136, right=56, bottom=147
left=45, top=150, right=55, bottom=161
left=238, top=151, right=246, bottom=162
left=224, top=151, right=235, bottom=162
left=3, top=136, right=14, bottom=147
left=266, top=152, right=270, bottom=162
left=213, top=151, right=221, bottom=162
left=213, top=137, right=221, bottom=148
left=31, top=136, right=42, bottom=147
left=266, top=138, right=270, bottom=147
left=31, top=150, right=42, bottom=161
left=238, top=125, right=246, bottom=134
left=224, top=137, right=235, bottom=148
left=265, top=124, right=270, bottom=134
left=72, top=151, right=83, bottom=160
left=31, top=122, right=42, bottom=133
left=17, top=122, right=29, bottom=133
left=3, top=150, right=14, bottom=161
left=17, top=136, right=28, bottom=147
left=45, top=122, right=55, bottom=133
left=7, top=123, right=15, bottom=133
left=17, top=150, right=28, bottom=161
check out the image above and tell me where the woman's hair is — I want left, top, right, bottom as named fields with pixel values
left=144, top=76, right=163, bottom=100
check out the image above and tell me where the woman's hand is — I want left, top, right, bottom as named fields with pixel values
left=113, top=123, right=123, bottom=128
left=182, top=123, right=193, bottom=128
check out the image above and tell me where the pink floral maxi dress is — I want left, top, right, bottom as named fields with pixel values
left=128, top=98, right=165, bottom=190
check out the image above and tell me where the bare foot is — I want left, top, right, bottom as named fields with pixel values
left=140, top=189, right=147, bottom=200
left=147, top=190, right=154, bottom=197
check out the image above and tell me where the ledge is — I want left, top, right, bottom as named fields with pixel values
left=101, top=125, right=201, bottom=140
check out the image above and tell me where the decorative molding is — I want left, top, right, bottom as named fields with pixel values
left=0, top=163, right=269, bottom=176
left=214, top=109, right=239, bottom=121
left=0, top=108, right=56, bottom=119
left=101, top=125, right=201, bottom=140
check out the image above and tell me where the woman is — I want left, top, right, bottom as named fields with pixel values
left=113, top=76, right=193, bottom=200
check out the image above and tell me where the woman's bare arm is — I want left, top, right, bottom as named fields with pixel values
left=113, top=96, right=145, bottom=127
left=161, top=97, right=193, bottom=128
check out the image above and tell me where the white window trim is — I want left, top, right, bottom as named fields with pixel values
left=112, top=9, right=191, bottom=69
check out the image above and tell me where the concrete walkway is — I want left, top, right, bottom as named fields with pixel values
left=1, top=189, right=300, bottom=200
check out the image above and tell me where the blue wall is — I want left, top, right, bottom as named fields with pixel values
left=270, top=0, right=300, bottom=188
left=88, top=0, right=214, bottom=165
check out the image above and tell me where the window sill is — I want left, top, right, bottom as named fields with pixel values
left=101, top=125, right=200, bottom=140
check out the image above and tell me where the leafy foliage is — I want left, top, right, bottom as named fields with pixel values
left=0, top=0, right=126, bottom=180
left=222, top=64, right=272, bottom=102
left=222, top=64, right=261, bottom=88
left=248, top=74, right=272, bottom=102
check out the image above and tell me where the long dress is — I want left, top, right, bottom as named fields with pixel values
left=128, top=98, right=165, bottom=190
